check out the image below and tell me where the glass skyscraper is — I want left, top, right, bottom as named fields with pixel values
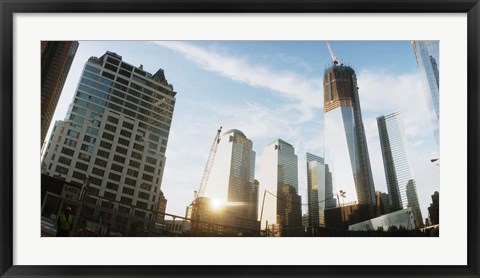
left=41, top=51, right=176, bottom=233
left=323, top=64, right=376, bottom=211
left=412, top=40, right=439, bottom=147
left=259, top=139, right=301, bottom=234
left=377, top=111, right=423, bottom=227
left=201, top=129, right=258, bottom=226
left=306, top=153, right=327, bottom=226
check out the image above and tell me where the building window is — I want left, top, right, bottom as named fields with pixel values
left=133, top=143, right=144, bottom=152
left=57, top=156, right=72, bottom=166
left=99, top=140, right=112, bottom=149
left=78, top=152, right=91, bottom=162
left=137, top=191, right=150, bottom=200
left=131, top=151, right=142, bottom=160
left=113, top=155, right=125, bottom=164
left=142, top=173, right=153, bottom=182
left=95, top=158, right=107, bottom=168
left=92, top=167, right=105, bottom=177
left=124, top=177, right=136, bottom=187
left=127, top=168, right=138, bottom=178
left=97, top=149, right=110, bottom=159
left=103, top=191, right=116, bottom=201
left=75, top=161, right=89, bottom=171
left=122, top=121, right=134, bottom=130
left=116, top=146, right=128, bottom=155
left=83, top=135, right=96, bottom=144
left=122, top=187, right=134, bottom=196
left=111, top=163, right=123, bottom=173
left=129, top=160, right=140, bottom=169
left=66, top=130, right=80, bottom=138
left=72, top=171, right=86, bottom=181
left=60, top=147, right=75, bottom=157
left=118, top=138, right=130, bottom=147
left=146, top=156, right=157, bottom=165
left=102, top=132, right=115, bottom=142
left=144, top=165, right=155, bottom=174
left=108, top=172, right=121, bottom=182
left=120, top=196, right=132, bottom=205
left=55, top=165, right=68, bottom=175
left=106, top=183, right=119, bottom=192
left=120, top=129, right=132, bottom=138
left=86, top=127, right=99, bottom=136
left=81, top=144, right=94, bottom=153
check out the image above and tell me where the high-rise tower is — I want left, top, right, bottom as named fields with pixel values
left=412, top=41, right=439, bottom=147
left=323, top=60, right=376, bottom=211
left=200, top=129, right=259, bottom=230
left=259, top=139, right=302, bottom=236
left=306, top=153, right=326, bottom=227
left=377, top=111, right=423, bottom=227
left=41, top=41, right=79, bottom=146
left=41, top=51, right=176, bottom=233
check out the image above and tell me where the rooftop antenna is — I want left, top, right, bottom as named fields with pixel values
left=326, top=41, right=343, bottom=66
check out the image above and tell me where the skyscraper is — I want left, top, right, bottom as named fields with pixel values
left=306, top=153, right=326, bottom=226
left=323, top=64, right=376, bottom=211
left=412, top=41, right=439, bottom=147
left=41, top=41, right=79, bottom=146
left=200, top=129, right=259, bottom=232
left=259, top=139, right=302, bottom=235
left=377, top=111, right=423, bottom=227
left=41, top=51, right=176, bottom=234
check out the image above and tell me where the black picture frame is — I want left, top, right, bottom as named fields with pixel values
left=1, top=1, right=479, bottom=277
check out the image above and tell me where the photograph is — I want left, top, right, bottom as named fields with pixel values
left=2, top=4, right=479, bottom=277
left=40, top=40, right=440, bottom=238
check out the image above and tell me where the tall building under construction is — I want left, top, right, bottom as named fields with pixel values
left=323, top=50, right=376, bottom=213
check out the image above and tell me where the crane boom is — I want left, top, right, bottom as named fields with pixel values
left=197, top=126, right=222, bottom=197
left=326, top=41, right=343, bottom=66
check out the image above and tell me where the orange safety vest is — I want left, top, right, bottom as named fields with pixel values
left=58, top=213, right=73, bottom=230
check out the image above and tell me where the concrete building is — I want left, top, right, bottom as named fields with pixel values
left=41, top=41, right=79, bottom=146
left=377, top=111, right=423, bottom=227
left=259, top=139, right=302, bottom=236
left=41, top=51, right=176, bottom=235
left=323, top=63, right=376, bottom=214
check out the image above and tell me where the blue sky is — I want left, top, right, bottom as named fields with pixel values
left=46, top=41, right=439, bottom=222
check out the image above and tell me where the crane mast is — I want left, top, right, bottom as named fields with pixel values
left=326, top=41, right=343, bottom=66
left=197, top=126, right=222, bottom=197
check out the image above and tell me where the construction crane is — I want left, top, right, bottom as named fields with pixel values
left=326, top=41, right=343, bottom=66
left=197, top=126, right=222, bottom=197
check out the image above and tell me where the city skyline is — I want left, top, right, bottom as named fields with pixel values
left=43, top=41, right=439, bottom=222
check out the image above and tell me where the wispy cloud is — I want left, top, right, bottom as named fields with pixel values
left=154, top=41, right=323, bottom=123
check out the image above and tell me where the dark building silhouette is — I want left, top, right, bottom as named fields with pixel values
left=41, top=41, right=79, bottom=146
left=277, top=184, right=303, bottom=236
left=428, top=191, right=439, bottom=225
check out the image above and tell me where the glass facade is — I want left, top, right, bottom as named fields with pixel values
left=348, top=207, right=416, bottom=231
left=258, top=139, right=300, bottom=231
left=323, top=65, right=376, bottom=211
left=306, top=153, right=326, bottom=226
left=412, top=41, right=440, bottom=147
left=377, top=111, right=423, bottom=227
left=201, top=129, right=258, bottom=223
left=41, top=51, right=176, bottom=228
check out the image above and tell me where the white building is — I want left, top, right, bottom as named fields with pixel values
left=41, top=51, right=176, bottom=233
